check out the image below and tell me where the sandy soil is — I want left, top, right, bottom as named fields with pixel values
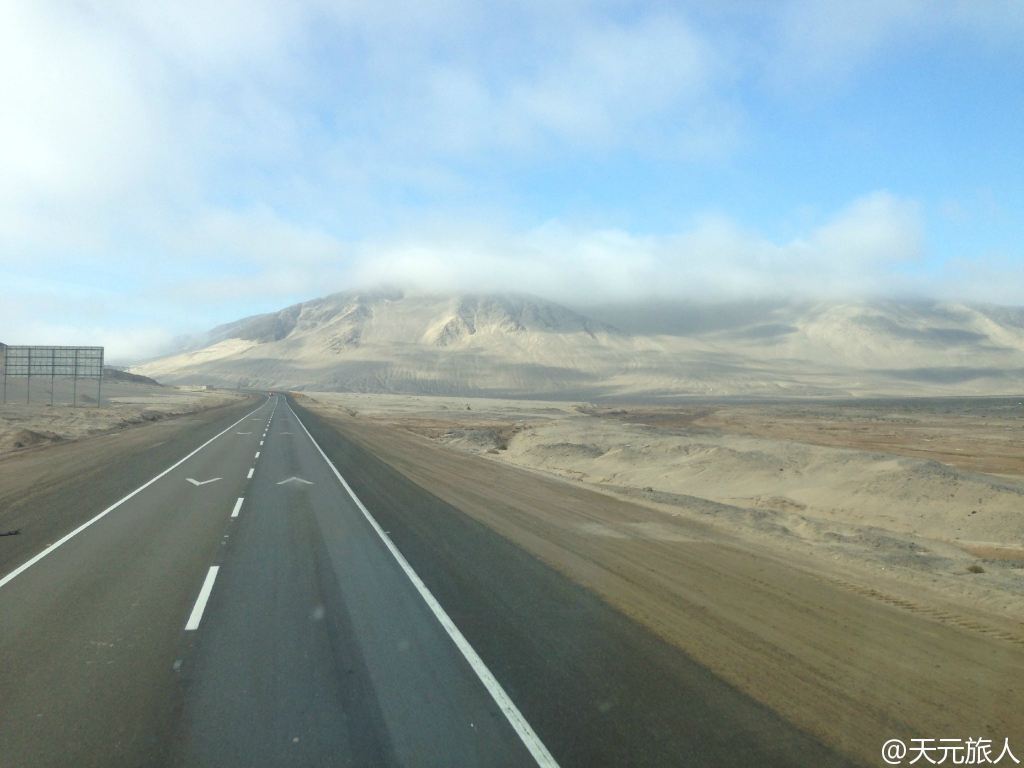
left=298, top=391, right=1024, bottom=765
left=301, top=392, right=1024, bottom=618
left=0, top=381, right=247, bottom=456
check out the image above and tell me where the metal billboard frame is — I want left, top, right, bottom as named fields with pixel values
left=1, top=345, right=104, bottom=406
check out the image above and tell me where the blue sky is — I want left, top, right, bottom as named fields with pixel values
left=0, top=1, right=1022, bottom=360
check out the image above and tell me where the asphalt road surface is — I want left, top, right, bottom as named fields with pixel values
left=0, top=394, right=851, bottom=767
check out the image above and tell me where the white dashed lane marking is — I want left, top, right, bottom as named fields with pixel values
left=185, top=566, right=220, bottom=631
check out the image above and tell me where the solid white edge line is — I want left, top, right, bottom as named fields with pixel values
left=0, top=397, right=271, bottom=591
left=231, top=497, right=244, bottom=518
left=184, top=565, right=220, bottom=630
left=287, top=401, right=559, bottom=768
left=247, top=468, right=254, bottom=479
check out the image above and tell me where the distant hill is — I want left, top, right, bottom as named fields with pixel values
left=131, top=290, right=1024, bottom=398
left=104, top=367, right=161, bottom=386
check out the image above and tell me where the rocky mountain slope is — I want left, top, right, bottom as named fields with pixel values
left=131, top=290, right=1024, bottom=398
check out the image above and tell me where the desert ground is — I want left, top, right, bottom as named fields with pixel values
left=0, top=378, right=247, bottom=456
left=297, top=392, right=1024, bottom=616
left=297, top=390, right=1024, bottom=764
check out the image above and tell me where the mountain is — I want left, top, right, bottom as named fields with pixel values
left=130, top=290, right=1024, bottom=398
left=103, top=367, right=161, bottom=386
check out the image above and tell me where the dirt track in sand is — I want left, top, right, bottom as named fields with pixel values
left=298, top=394, right=1024, bottom=767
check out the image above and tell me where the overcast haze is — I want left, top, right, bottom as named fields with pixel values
left=1, top=1, right=1022, bottom=361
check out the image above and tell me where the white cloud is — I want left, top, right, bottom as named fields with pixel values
left=320, top=6, right=736, bottom=159
left=770, top=0, right=927, bottom=81
left=350, top=190, right=925, bottom=302
left=767, top=0, right=1024, bottom=85
left=805, top=192, right=921, bottom=267
left=0, top=2, right=736, bottom=254
left=0, top=188, right=932, bottom=350
left=0, top=0, right=301, bottom=258
left=0, top=3, right=161, bottom=206
left=173, top=207, right=347, bottom=266
left=506, top=13, right=723, bottom=149
left=934, top=252, right=1024, bottom=307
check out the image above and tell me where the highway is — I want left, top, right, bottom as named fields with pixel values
left=0, top=394, right=851, bottom=767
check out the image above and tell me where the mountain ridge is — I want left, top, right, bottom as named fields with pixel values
left=132, top=290, right=1024, bottom=398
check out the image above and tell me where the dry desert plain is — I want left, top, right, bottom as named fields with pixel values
left=0, top=379, right=247, bottom=457
left=297, top=391, right=1024, bottom=766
